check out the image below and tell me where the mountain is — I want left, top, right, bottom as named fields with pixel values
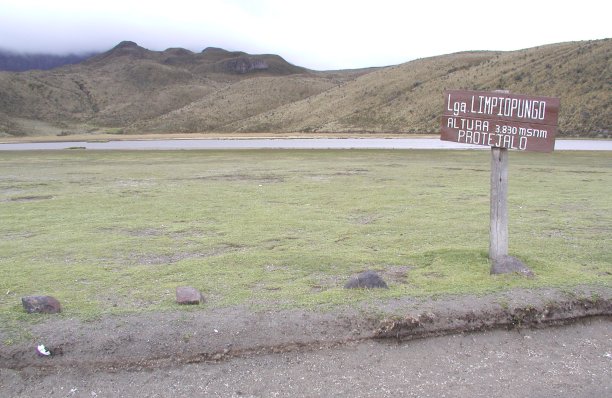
left=85, top=42, right=308, bottom=75
left=0, top=50, right=96, bottom=72
left=0, top=39, right=609, bottom=138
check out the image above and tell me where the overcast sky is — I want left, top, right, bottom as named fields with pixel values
left=1, top=0, right=610, bottom=70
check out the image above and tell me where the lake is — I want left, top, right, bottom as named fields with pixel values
left=1, top=138, right=610, bottom=151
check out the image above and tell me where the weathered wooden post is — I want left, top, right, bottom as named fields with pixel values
left=488, top=131, right=532, bottom=275
left=489, top=89, right=510, bottom=262
left=440, top=89, right=560, bottom=275
left=489, top=146, right=508, bottom=260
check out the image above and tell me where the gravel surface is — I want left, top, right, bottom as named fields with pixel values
left=2, top=317, right=610, bottom=397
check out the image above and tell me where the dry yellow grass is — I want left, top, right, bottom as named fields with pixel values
left=0, top=39, right=609, bottom=138
left=236, top=41, right=611, bottom=136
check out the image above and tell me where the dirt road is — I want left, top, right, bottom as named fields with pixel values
left=1, top=317, right=610, bottom=397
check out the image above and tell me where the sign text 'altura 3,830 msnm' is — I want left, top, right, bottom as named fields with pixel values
left=440, top=90, right=560, bottom=152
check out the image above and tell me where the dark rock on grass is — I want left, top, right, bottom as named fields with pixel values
left=176, top=286, right=204, bottom=305
left=21, top=296, right=62, bottom=314
left=344, top=270, right=389, bottom=289
left=491, top=255, right=534, bottom=277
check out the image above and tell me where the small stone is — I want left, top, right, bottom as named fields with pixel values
left=21, top=296, right=62, bottom=314
left=176, top=286, right=204, bottom=305
left=344, top=270, right=389, bottom=289
left=490, top=255, right=534, bottom=277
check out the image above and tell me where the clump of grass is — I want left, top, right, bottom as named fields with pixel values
left=0, top=149, right=609, bottom=325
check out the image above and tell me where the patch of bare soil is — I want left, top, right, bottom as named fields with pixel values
left=5, top=195, right=54, bottom=202
left=1, top=286, right=610, bottom=376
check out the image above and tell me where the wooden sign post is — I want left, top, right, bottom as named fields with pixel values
left=440, top=89, right=560, bottom=274
left=489, top=146, right=508, bottom=260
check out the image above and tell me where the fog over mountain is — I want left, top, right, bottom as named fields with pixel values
left=0, top=50, right=97, bottom=72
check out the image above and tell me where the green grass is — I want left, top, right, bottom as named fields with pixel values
left=1, top=149, right=610, bottom=325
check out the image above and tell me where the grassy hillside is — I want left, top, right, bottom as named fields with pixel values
left=0, top=39, right=609, bottom=138
left=0, top=41, right=340, bottom=137
left=236, top=40, right=611, bottom=136
left=129, top=76, right=338, bottom=133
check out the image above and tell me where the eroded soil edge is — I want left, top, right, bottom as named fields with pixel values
left=1, top=286, right=610, bottom=372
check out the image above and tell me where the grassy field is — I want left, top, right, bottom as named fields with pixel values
left=1, top=149, right=610, bottom=324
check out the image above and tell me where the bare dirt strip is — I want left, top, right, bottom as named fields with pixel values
left=1, top=286, right=609, bottom=373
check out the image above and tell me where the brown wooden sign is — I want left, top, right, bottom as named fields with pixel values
left=440, top=90, right=560, bottom=152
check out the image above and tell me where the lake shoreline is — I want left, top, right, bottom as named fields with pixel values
left=1, top=137, right=611, bottom=151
